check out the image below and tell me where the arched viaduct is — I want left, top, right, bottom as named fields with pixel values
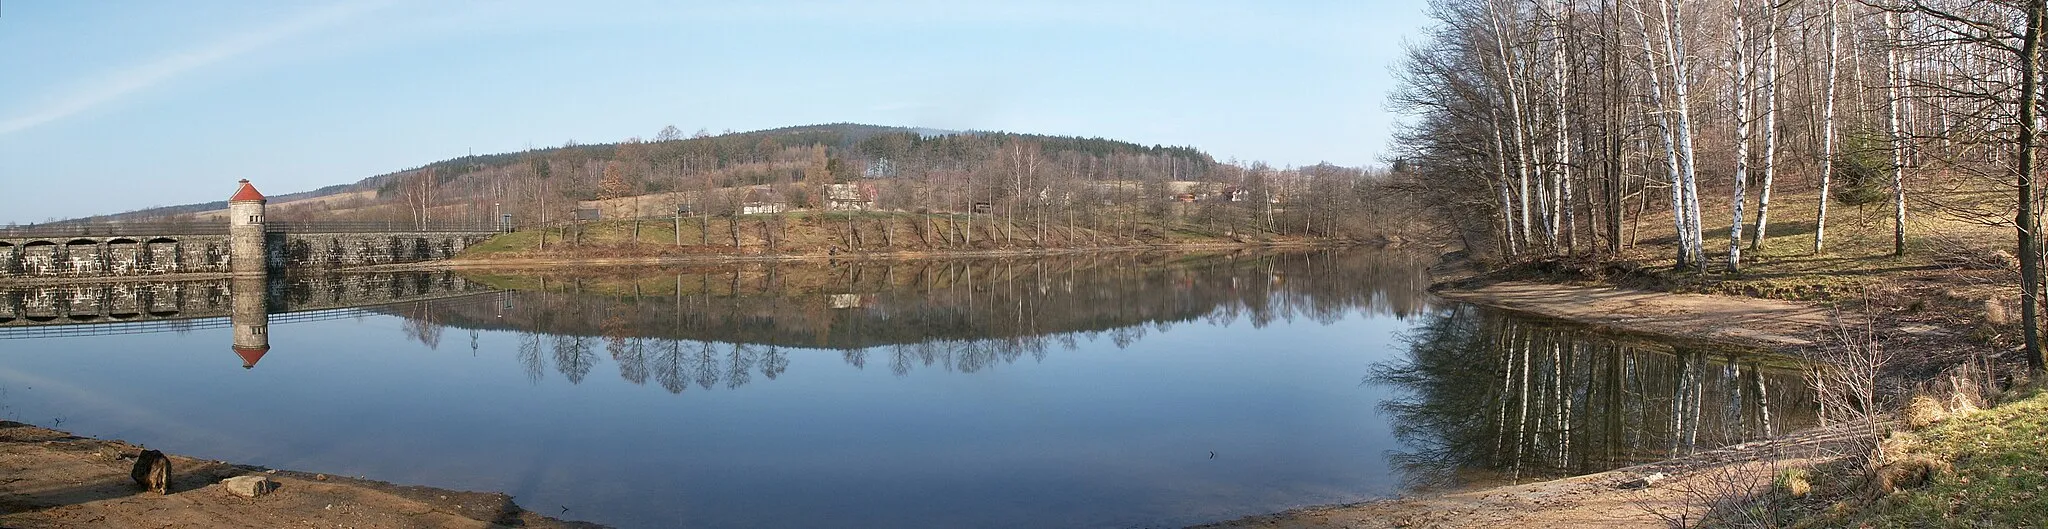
left=0, top=229, right=497, bottom=280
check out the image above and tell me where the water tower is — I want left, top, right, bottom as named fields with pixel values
left=228, top=180, right=267, bottom=275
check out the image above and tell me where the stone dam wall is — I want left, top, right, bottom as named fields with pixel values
left=0, top=232, right=496, bottom=280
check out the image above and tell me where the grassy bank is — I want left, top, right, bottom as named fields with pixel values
left=459, top=211, right=1332, bottom=260
left=1755, top=385, right=2048, bottom=528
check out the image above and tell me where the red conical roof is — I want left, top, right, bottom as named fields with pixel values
left=230, top=179, right=266, bottom=203
left=233, top=345, right=270, bottom=369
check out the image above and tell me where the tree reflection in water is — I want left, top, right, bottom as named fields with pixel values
left=388, top=250, right=1434, bottom=391
left=1370, top=305, right=1819, bottom=490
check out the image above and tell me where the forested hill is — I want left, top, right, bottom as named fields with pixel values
left=80, top=123, right=1233, bottom=225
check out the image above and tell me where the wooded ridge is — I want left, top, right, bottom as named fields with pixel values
left=68, top=123, right=1404, bottom=243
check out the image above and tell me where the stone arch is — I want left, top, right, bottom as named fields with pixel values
left=143, top=237, right=181, bottom=273
left=17, top=241, right=57, bottom=276
left=62, top=239, right=102, bottom=275
left=104, top=238, right=141, bottom=275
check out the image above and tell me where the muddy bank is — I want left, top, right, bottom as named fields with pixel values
left=0, top=421, right=601, bottom=529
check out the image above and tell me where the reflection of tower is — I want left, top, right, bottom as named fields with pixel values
left=228, top=180, right=267, bottom=276
left=230, top=273, right=271, bottom=369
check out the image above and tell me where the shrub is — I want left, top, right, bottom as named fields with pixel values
left=1829, top=130, right=1896, bottom=206
left=1774, top=468, right=1813, bottom=499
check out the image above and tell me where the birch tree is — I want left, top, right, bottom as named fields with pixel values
left=1729, top=0, right=1755, bottom=272
left=1547, top=0, right=1577, bottom=254
left=1657, top=0, right=1705, bottom=271
left=1885, top=10, right=1909, bottom=257
left=1814, top=0, right=1841, bottom=255
left=1749, top=0, right=1781, bottom=252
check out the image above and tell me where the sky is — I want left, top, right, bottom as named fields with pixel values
left=0, top=0, right=1431, bottom=224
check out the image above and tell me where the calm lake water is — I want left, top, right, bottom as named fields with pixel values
left=0, top=250, right=1815, bottom=528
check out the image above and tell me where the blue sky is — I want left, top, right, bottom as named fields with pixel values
left=0, top=1, right=1429, bottom=224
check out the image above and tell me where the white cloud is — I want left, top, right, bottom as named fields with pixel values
left=0, top=1, right=386, bottom=136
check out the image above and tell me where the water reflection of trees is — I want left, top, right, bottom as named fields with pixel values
left=395, top=250, right=1434, bottom=390
left=1371, top=305, right=1819, bottom=490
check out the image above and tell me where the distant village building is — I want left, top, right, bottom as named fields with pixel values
left=1220, top=186, right=1247, bottom=202
left=573, top=208, right=601, bottom=221
left=741, top=202, right=790, bottom=215
left=740, top=187, right=790, bottom=215
left=825, top=183, right=878, bottom=212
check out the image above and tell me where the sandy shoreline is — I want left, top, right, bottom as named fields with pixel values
left=0, top=421, right=600, bottom=529
left=1432, top=280, right=1841, bottom=350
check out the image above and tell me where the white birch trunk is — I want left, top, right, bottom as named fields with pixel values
left=1875, top=12, right=1908, bottom=258
left=1492, top=3, right=1537, bottom=252
left=1751, top=4, right=1780, bottom=252
left=1729, top=0, right=1752, bottom=272
left=1551, top=0, right=1575, bottom=254
left=1658, top=0, right=1705, bottom=270
left=1885, top=11, right=1906, bottom=256
left=1495, top=114, right=1523, bottom=255
left=1813, top=0, right=1839, bottom=255
left=1635, top=0, right=1690, bottom=269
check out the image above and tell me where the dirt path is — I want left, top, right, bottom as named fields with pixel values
left=0, top=422, right=599, bottom=529
left=1192, top=426, right=1865, bottom=529
left=1434, top=280, right=1842, bottom=349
